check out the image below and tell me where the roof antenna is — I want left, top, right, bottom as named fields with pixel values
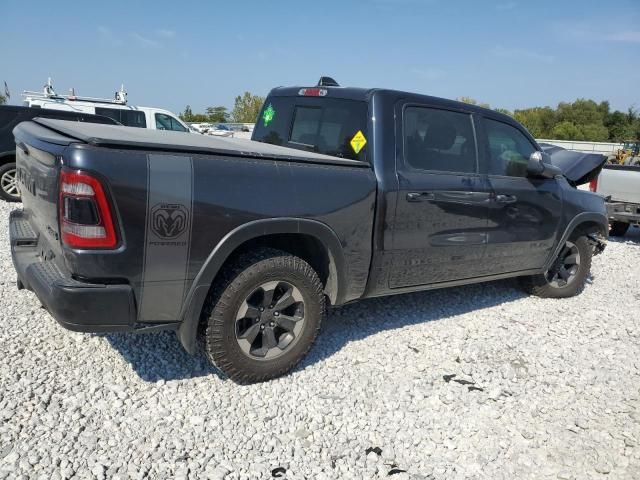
left=317, top=76, right=339, bottom=87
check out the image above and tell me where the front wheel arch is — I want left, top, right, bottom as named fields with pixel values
left=544, top=213, right=607, bottom=272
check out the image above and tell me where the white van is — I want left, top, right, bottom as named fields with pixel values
left=22, top=79, right=190, bottom=133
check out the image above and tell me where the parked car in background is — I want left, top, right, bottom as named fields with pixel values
left=23, top=78, right=190, bottom=133
left=189, top=123, right=211, bottom=134
left=207, top=124, right=234, bottom=137
left=10, top=79, right=608, bottom=383
left=0, top=105, right=118, bottom=202
left=589, top=164, right=640, bottom=237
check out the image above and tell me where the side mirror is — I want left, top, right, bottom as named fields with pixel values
left=527, top=151, right=562, bottom=179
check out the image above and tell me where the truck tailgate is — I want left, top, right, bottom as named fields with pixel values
left=13, top=121, right=73, bottom=260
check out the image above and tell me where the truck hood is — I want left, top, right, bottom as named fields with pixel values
left=539, top=143, right=607, bottom=186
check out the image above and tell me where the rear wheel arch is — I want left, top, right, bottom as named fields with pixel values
left=0, top=151, right=16, bottom=165
left=177, top=218, right=347, bottom=354
left=0, top=153, right=19, bottom=202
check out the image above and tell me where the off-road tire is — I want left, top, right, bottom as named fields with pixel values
left=0, top=162, right=20, bottom=202
left=519, top=235, right=592, bottom=298
left=202, top=248, right=325, bottom=383
left=609, top=221, right=629, bottom=237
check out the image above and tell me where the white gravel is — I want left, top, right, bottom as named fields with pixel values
left=1, top=199, right=639, bottom=480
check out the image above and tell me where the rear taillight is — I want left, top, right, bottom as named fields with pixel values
left=589, top=176, right=598, bottom=192
left=59, top=169, right=117, bottom=249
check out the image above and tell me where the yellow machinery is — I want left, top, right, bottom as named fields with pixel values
left=615, top=141, right=640, bottom=165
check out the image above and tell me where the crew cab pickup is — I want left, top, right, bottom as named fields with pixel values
left=0, top=105, right=117, bottom=202
left=589, top=164, right=640, bottom=237
left=10, top=82, right=608, bottom=382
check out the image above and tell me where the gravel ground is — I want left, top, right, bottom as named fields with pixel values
left=1, top=199, right=639, bottom=480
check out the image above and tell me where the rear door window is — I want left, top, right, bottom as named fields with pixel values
left=95, top=107, right=147, bottom=128
left=403, top=106, right=477, bottom=173
left=253, top=97, right=368, bottom=161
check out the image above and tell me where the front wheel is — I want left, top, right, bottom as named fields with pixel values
left=0, top=162, right=20, bottom=202
left=519, top=236, right=592, bottom=298
left=202, top=248, right=325, bottom=383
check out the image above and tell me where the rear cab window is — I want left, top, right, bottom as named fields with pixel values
left=253, top=96, right=368, bottom=162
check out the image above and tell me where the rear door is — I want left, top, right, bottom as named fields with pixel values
left=480, top=117, right=563, bottom=272
left=389, top=103, right=491, bottom=288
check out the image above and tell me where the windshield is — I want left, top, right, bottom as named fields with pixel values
left=253, top=96, right=369, bottom=162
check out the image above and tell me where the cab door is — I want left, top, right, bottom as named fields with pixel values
left=389, top=104, right=491, bottom=288
left=480, top=116, right=563, bottom=273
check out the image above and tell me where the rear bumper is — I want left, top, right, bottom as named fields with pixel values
left=606, top=201, right=640, bottom=225
left=10, top=210, right=137, bottom=332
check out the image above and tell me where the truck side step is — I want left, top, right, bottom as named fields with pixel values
left=9, top=210, right=38, bottom=247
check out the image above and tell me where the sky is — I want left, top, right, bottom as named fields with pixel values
left=1, top=0, right=638, bottom=116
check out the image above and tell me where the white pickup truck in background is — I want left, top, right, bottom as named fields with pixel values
left=590, top=165, right=640, bottom=237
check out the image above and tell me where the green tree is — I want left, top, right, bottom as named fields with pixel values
left=513, top=107, right=556, bottom=138
left=0, top=94, right=6, bottom=105
left=231, top=92, right=265, bottom=123
left=457, top=96, right=490, bottom=109
left=494, top=108, right=512, bottom=116
left=551, top=121, right=581, bottom=140
left=604, top=110, right=631, bottom=142
left=180, top=105, right=194, bottom=122
left=206, top=106, right=229, bottom=123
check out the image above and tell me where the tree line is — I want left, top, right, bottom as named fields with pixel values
left=179, top=92, right=264, bottom=124
left=459, top=97, right=639, bottom=143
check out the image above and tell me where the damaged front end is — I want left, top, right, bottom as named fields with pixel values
left=539, top=143, right=608, bottom=186
left=587, top=233, right=607, bottom=256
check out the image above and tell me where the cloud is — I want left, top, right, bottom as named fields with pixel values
left=491, top=45, right=554, bottom=63
left=410, top=67, right=445, bottom=81
left=97, top=26, right=123, bottom=47
left=606, top=31, right=640, bottom=43
left=131, top=33, right=161, bottom=48
left=496, top=1, right=517, bottom=11
left=156, top=29, right=176, bottom=39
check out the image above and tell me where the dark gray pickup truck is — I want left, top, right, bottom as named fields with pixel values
left=10, top=81, right=608, bottom=382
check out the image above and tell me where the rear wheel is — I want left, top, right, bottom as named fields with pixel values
left=202, top=248, right=325, bottom=383
left=609, top=221, right=629, bottom=237
left=0, top=162, right=20, bottom=202
left=519, top=236, right=592, bottom=298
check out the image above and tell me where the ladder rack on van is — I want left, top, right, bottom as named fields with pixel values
left=22, top=78, right=128, bottom=105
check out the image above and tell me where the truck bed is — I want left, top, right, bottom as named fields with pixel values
left=598, top=164, right=640, bottom=204
left=32, top=118, right=370, bottom=168
left=12, top=118, right=377, bottom=334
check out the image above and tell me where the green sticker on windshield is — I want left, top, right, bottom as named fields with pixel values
left=262, top=104, right=275, bottom=127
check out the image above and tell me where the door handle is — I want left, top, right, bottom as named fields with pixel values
left=406, top=192, right=436, bottom=202
left=495, top=194, right=517, bottom=204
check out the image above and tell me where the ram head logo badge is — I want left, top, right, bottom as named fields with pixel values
left=151, top=203, right=189, bottom=239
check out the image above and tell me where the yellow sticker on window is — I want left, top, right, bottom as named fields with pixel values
left=350, top=130, right=367, bottom=154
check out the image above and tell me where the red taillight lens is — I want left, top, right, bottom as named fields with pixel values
left=59, top=169, right=117, bottom=249
left=589, top=176, right=598, bottom=192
